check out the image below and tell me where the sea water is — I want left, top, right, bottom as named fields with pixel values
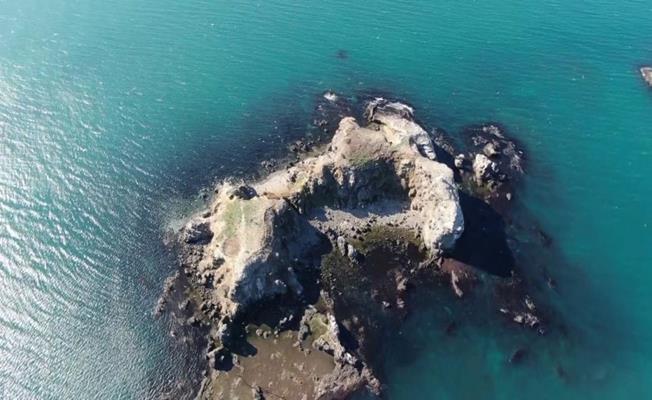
left=1, top=0, right=651, bottom=399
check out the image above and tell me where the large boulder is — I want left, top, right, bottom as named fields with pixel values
left=181, top=220, right=213, bottom=245
left=193, top=191, right=324, bottom=319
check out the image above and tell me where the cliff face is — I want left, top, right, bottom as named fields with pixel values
left=182, top=99, right=464, bottom=332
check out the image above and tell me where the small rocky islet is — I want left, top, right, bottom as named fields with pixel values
left=641, top=67, right=652, bottom=87
left=158, top=94, right=553, bottom=399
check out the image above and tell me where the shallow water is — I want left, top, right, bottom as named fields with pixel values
left=1, top=0, right=651, bottom=399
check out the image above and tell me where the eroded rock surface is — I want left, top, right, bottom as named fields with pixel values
left=453, top=123, right=525, bottom=209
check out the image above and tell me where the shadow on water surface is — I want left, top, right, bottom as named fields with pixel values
left=451, top=192, right=514, bottom=277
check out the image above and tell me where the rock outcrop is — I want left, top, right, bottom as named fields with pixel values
left=641, top=67, right=652, bottom=87
left=165, top=95, right=551, bottom=399
left=181, top=98, right=464, bottom=332
left=177, top=98, right=465, bottom=398
left=454, top=123, right=525, bottom=208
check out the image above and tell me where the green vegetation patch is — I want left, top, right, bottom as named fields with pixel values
left=320, top=250, right=365, bottom=294
left=222, top=201, right=243, bottom=237
left=306, top=313, right=329, bottom=340
left=351, top=225, right=421, bottom=253
left=221, top=199, right=261, bottom=238
left=348, top=151, right=377, bottom=168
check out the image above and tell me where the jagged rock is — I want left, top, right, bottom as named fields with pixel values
left=153, top=297, right=167, bottom=316
left=252, top=386, right=265, bottom=400
left=314, top=363, right=380, bottom=400
left=473, top=153, right=499, bottom=187
left=463, top=123, right=525, bottom=206
left=483, top=142, right=500, bottom=158
left=346, top=244, right=364, bottom=264
left=312, top=314, right=353, bottom=364
left=336, top=236, right=348, bottom=256
left=230, top=185, right=257, bottom=200
left=641, top=67, right=652, bottom=87
left=450, top=270, right=464, bottom=298
left=182, top=221, right=214, bottom=245
left=365, top=98, right=438, bottom=160
left=513, top=312, right=540, bottom=328
left=454, top=153, right=466, bottom=169
left=161, top=95, right=557, bottom=400
left=323, top=91, right=338, bottom=102
left=336, top=236, right=364, bottom=264
left=524, top=296, right=536, bottom=311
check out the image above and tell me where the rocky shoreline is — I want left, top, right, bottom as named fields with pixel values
left=157, top=93, right=551, bottom=399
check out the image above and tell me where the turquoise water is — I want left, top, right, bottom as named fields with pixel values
left=1, top=0, right=651, bottom=399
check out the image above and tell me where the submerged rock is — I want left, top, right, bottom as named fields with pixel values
left=336, top=49, right=349, bottom=60
left=509, top=347, right=528, bottom=365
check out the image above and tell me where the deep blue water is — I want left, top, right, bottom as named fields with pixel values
left=1, top=1, right=651, bottom=399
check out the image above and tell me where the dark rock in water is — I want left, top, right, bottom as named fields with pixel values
left=289, top=138, right=312, bottom=154
left=230, top=185, right=257, bottom=200
left=536, top=227, right=553, bottom=247
left=460, top=123, right=526, bottom=208
left=336, top=49, right=349, bottom=60
left=444, top=321, right=458, bottom=336
left=641, top=67, right=652, bottom=87
left=260, top=159, right=277, bottom=171
left=323, top=90, right=339, bottom=102
left=312, top=90, right=354, bottom=136
left=440, top=258, right=477, bottom=297
left=509, top=347, right=528, bottom=364
left=556, top=364, right=568, bottom=381
left=182, top=221, right=214, bottom=245
left=472, top=124, right=524, bottom=173
left=496, top=276, right=546, bottom=333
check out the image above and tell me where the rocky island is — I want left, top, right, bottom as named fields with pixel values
left=159, top=95, right=547, bottom=399
left=641, top=67, right=652, bottom=87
